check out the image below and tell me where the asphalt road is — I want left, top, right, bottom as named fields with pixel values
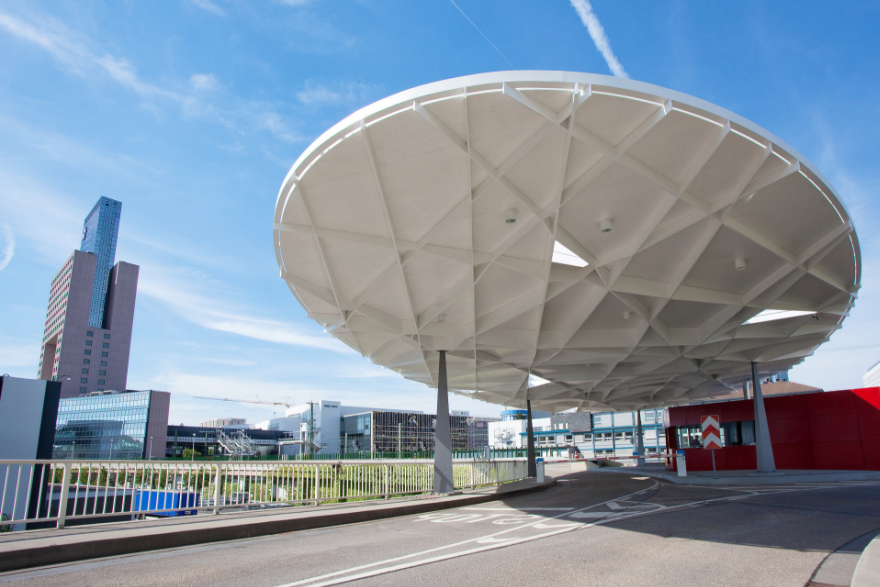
left=2, top=465, right=880, bottom=587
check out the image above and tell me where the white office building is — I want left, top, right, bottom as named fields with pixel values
left=864, top=361, right=880, bottom=388
left=489, top=409, right=666, bottom=458
left=254, top=400, right=418, bottom=454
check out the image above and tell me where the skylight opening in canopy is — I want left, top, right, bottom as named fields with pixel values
left=745, top=309, right=817, bottom=325
left=552, top=241, right=589, bottom=267
left=529, top=374, right=551, bottom=387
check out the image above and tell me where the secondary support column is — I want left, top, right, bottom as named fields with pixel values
left=635, top=411, right=645, bottom=467
left=751, top=362, right=776, bottom=474
left=526, top=398, right=537, bottom=478
left=433, top=351, right=455, bottom=494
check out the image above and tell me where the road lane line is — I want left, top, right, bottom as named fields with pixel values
left=278, top=482, right=880, bottom=587
left=277, top=481, right=660, bottom=587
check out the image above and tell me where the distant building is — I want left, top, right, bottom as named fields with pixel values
left=865, top=361, right=880, bottom=388
left=254, top=400, right=419, bottom=454
left=341, top=410, right=469, bottom=454
left=200, top=417, right=249, bottom=429
left=489, top=409, right=666, bottom=458
left=467, top=416, right=499, bottom=450
left=165, top=425, right=291, bottom=458
left=52, top=389, right=169, bottom=460
left=38, top=197, right=139, bottom=398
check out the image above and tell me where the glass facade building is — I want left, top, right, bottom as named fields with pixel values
left=53, top=390, right=151, bottom=460
left=80, top=197, right=121, bottom=328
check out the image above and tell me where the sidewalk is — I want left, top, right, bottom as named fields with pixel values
left=853, top=533, right=880, bottom=587
left=0, top=478, right=554, bottom=573
left=586, top=463, right=880, bottom=486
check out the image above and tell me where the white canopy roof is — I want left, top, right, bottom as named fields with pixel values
left=273, top=72, right=860, bottom=413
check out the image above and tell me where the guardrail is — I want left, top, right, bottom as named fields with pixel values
left=0, top=458, right=527, bottom=532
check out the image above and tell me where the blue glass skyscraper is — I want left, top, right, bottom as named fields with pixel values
left=80, top=197, right=122, bottom=328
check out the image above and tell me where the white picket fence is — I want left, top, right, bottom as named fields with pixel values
left=0, top=458, right=527, bottom=532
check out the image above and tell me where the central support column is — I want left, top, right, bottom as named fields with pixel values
left=635, top=410, right=645, bottom=467
left=526, top=398, right=537, bottom=478
left=751, top=362, right=776, bottom=474
left=432, top=351, right=455, bottom=494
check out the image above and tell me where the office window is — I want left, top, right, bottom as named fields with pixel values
left=101, top=352, right=108, bottom=357
left=87, top=331, right=94, bottom=337
left=80, top=378, right=87, bottom=384
left=100, top=361, right=107, bottom=366
left=104, top=334, right=110, bottom=339
left=99, top=370, right=106, bottom=376
left=84, top=350, right=91, bottom=355
left=85, top=340, right=92, bottom=346
left=79, top=387, right=86, bottom=392
left=83, top=359, right=90, bottom=365
left=102, top=343, right=109, bottom=348
left=82, top=368, right=88, bottom=374
left=98, top=380, right=105, bottom=385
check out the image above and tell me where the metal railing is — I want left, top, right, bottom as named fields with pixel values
left=0, top=458, right=527, bottom=533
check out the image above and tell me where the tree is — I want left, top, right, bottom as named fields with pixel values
left=182, top=448, right=201, bottom=459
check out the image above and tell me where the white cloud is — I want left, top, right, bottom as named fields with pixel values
left=190, top=73, right=219, bottom=92
left=569, top=0, right=629, bottom=78
left=0, top=224, right=14, bottom=272
left=297, top=80, right=379, bottom=108
left=0, top=12, right=301, bottom=144
left=138, top=265, right=354, bottom=353
left=188, top=0, right=225, bottom=16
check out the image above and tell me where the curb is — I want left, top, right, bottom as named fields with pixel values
left=852, top=533, right=880, bottom=587
left=0, top=480, right=556, bottom=573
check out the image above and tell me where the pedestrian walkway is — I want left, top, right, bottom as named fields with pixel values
left=0, top=478, right=554, bottom=573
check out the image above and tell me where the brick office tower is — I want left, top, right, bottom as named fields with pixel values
left=38, top=197, right=139, bottom=398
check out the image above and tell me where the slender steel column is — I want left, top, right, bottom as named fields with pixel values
left=635, top=411, right=645, bottom=467
left=751, top=362, right=776, bottom=474
left=432, top=351, right=455, bottom=494
left=743, top=378, right=751, bottom=400
left=526, top=398, right=537, bottom=477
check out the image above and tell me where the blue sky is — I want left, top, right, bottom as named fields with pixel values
left=1, top=1, right=879, bottom=425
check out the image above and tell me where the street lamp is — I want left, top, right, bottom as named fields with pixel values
left=72, top=440, right=76, bottom=460
left=149, top=436, right=153, bottom=460
left=192, top=434, right=196, bottom=462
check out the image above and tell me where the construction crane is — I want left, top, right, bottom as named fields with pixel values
left=193, top=396, right=295, bottom=409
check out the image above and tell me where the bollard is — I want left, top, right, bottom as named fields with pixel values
left=676, top=449, right=687, bottom=477
left=536, top=457, right=545, bottom=483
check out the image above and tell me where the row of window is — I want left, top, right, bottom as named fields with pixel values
left=83, top=350, right=109, bottom=357
left=80, top=378, right=106, bottom=384
left=82, top=359, right=108, bottom=366
left=81, top=368, right=107, bottom=375
left=85, top=340, right=110, bottom=348
left=86, top=331, right=111, bottom=339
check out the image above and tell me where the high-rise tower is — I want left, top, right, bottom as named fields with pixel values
left=38, top=197, right=139, bottom=398
left=80, top=197, right=121, bottom=327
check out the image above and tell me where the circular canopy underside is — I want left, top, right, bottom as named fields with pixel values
left=273, top=72, right=860, bottom=413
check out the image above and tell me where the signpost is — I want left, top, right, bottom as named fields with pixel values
left=701, top=415, right=722, bottom=478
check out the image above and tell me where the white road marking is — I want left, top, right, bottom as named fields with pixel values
left=276, top=482, right=660, bottom=587
left=277, top=482, right=880, bottom=587
left=461, top=507, right=574, bottom=511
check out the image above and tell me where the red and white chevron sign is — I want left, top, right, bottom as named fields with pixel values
left=701, top=415, right=722, bottom=450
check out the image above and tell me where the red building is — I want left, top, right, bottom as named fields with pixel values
left=664, top=387, right=880, bottom=472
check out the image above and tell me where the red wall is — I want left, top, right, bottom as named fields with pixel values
left=665, top=387, right=880, bottom=472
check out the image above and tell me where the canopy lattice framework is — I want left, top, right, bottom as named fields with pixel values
left=273, top=72, right=860, bottom=413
